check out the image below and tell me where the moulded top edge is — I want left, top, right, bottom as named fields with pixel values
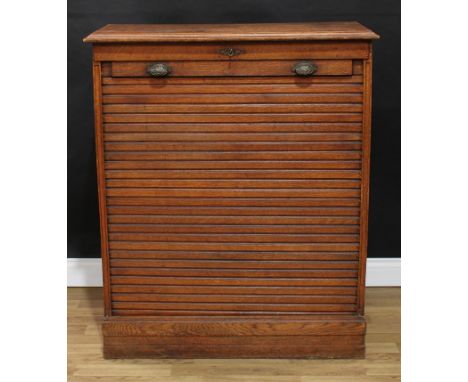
left=83, top=22, right=380, bottom=43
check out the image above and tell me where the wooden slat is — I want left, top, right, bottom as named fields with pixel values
left=110, top=259, right=358, bottom=269
left=102, top=84, right=363, bottom=94
left=106, top=179, right=360, bottom=189
left=109, top=233, right=359, bottom=243
left=111, top=293, right=357, bottom=304
left=106, top=197, right=360, bottom=207
left=104, top=132, right=362, bottom=142
left=105, top=188, right=361, bottom=198
left=107, top=217, right=359, bottom=227
left=103, top=103, right=362, bottom=114
left=112, top=301, right=355, bottom=313
left=102, top=75, right=364, bottom=85
left=111, top=309, right=355, bottom=316
left=103, top=94, right=362, bottom=105
left=108, top=224, right=359, bottom=234
left=105, top=142, right=361, bottom=152
left=104, top=122, right=363, bottom=133
left=105, top=151, right=362, bottom=161
left=110, top=285, right=357, bottom=295
left=105, top=169, right=361, bottom=180
left=105, top=160, right=362, bottom=170
left=108, top=242, right=359, bottom=252
left=111, top=302, right=356, bottom=312
left=110, top=267, right=358, bottom=278
left=109, top=250, right=359, bottom=261
left=110, top=276, right=358, bottom=287
left=111, top=60, right=353, bottom=77
left=108, top=215, right=359, bottom=225
left=107, top=206, right=359, bottom=216
left=103, top=113, right=362, bottom=123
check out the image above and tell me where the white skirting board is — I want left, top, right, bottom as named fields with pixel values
left=67, top=258, right=401, bottom=287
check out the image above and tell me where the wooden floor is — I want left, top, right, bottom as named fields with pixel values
left=68, top=287, right=400, bottom=381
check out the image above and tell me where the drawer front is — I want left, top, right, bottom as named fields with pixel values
left=93, top=41, right=370, bottom=62
left=101, top=56, right=364, bottom=317
left=111, top=60, right=353, bottom=77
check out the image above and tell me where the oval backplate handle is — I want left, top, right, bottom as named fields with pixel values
left=147, top=63, right=171, bottom=77
left=292, top=61, right=318, bottom=76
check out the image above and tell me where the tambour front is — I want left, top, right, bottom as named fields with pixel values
left=84, top=22, right=379, bottom=358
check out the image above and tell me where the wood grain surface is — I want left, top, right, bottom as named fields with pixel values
left=111, top=60, right=353, bottom=77
left=68, top=287, right=400, bottom=380
left=83, top=22, right=380, bottom=42
left=86, top=24, right=377, bottom=359
left=98, top=57, right=367, bottom=322
left=93, top=41, right=370, bottom=61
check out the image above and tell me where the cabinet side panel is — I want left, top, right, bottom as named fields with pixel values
left=93, top=59, right=112, bottom=315
left=357, top=44, right=373, bottom=315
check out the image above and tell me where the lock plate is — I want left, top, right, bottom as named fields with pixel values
left=219, top=47, right=245, bottom=57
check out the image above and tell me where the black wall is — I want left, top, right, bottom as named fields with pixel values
left=68, top=0, right=401, bottom=258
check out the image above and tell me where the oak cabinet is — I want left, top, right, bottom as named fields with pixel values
left=84, top=22, right=379, bottom=359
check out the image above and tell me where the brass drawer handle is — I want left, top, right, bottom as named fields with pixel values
left=292, top=61, right=318, bottom=76
left=147, top=63, right=171, bottom=77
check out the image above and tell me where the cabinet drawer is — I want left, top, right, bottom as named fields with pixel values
left=111, top=59, right=353, bottom=77
left=93, top=41, right=370, bottom=61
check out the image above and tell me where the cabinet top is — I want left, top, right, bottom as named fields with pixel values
left=83, top=22, right=379, bottom=43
